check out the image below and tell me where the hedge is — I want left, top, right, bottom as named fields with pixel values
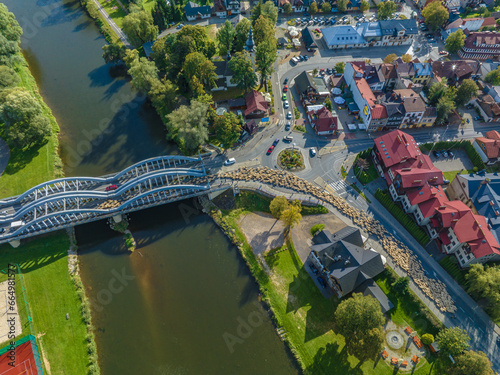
left=374, top=189, right=431, bottom=246
left=419, top=140, right=485, bottom=170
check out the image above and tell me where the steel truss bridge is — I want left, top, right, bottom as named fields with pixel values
left=0, top=155, right=213, bottom=245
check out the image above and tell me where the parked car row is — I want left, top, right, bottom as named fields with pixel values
left=432, top=150, right=455, bottom=159
left=291, top=54, right=309, bottom=65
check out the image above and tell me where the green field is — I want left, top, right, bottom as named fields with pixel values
left=98, top=0, right=127, bottom=28
left=0, top=233, right=88, bottom=375
left=0, top=60, right=62, bottom=199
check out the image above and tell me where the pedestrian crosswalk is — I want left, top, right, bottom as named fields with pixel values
left=327, top=180, right=349, bottom=196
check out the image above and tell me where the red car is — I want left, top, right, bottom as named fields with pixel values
left=106, top=184, right=118, bottom=191
left=283, top=85, right=288, bottom=92
left=315, top=28, right=321, bottom=33
left=267, top=145, right=275, bottom=155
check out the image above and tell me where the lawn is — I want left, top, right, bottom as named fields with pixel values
left=98, top=0, right=128, bottom=28
left=0, top=232, right=88, bottom=375
left=212, top=87, right=245, bottom=102
left=0, top=59, right=62, bottom=199
left=142, top=0, right=156, bottom=13
left=442, top=170, right=474, bottom=184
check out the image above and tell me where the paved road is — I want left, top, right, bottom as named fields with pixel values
left=90, top=0, right=131, bottom=47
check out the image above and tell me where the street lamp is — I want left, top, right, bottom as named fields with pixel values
left=292, top=142, right=296, bottom=151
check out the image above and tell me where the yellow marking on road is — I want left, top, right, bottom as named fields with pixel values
left=318, top=145, right=346, bottom=156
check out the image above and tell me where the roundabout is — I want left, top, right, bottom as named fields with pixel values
left=277, top=147, right=305, bottom=171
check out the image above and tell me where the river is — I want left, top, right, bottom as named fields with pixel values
left=2, top=1, right=299, bottom=373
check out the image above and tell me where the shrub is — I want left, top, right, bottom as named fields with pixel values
left=310, top=223, right=325, bottom=236
left=392, top=276, right=410, bottom=295
left=421, top=333, right=434, bottom=345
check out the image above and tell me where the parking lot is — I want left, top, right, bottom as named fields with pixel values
left=427, top=149, right=474, bottom=173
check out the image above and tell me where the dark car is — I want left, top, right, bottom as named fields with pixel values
left=0, top=228, right=5, bottom=234
left=303, top=11, right=309, bottom=16
left=285, top=121, right=291, bottom=131
left=326, top=68, right=332, bottom=75
left=303, top=55, right=309, bottom=61
left=273, top=138, right=280, bottom=146
left=317, top=276, right=327, bottom=288
left=433, top=150, right=441, bottom=158
left=298, top=55, right=304, bottom=61
left=284, top=78, right=288, bottom=84
left=106, top=184, right=118, bottom=191
left=448, top=150, right=454, bottom=158
left=309, top=263, right=319, bottom=274
left=474, top=116, right=483, bottom=121
left=441, top=150, right=449, bottom=158
left=496, top=337, right=500, bottom=345
left=267, top=145, right=275, bottom=155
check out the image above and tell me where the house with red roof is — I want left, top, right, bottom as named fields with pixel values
left=473, top=130, right=500, bottom=165
left=402, top=184, right=449, bottom=227
left=244, top=90, right=268, bottom=119
left=306, top=106, right=340, bottom=135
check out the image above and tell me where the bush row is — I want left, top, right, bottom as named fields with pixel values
left=374, top=189, right=430, bottom=246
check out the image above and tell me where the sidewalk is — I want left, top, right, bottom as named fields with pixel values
left=91, top=0, right=131, bottom=47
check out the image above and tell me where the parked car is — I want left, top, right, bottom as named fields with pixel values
left=315, top=28, right=321, bottom=33
left=441, top=150, right=449, bottom=158
left=433, top=150, right=441, bottom=158
left=298, top=55, right=304, bottom=61
left=287, top=111, right=292, bottom=119
left=291, top=57, right=300, bottom=65
left=284, top=100, right=289, bottom=108
left=224, top=158, right=236, bottom=166
left=285, top=121, right=291, bottom=131
left=267, top=145, right=275, bottom=155
left=303, top=11, right=310, bottom=16
left=303, top=55, right=309, bottom=61
left=448, top=150, right=454, bottom=158
left=0, top=228, right=5, bottom=234
left=106, top=184, right=118, bottom=191
left=309, top=263, right=319, bottom=274
left=317, top=276, right=326, bottom=288
left=310, top=147, right=317, bottom=156
left=326, top=68, right=332, bottom=75
left=330, top=19, right=336, bottom=25
left=474, top=115, right=483, bottom=121
left=439, top=51, right=448, bottom=55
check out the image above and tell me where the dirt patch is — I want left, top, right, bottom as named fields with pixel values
left=291, top=214, right=347, bottom=263
left=37, top=332, right=51, bottom=374
left=238, top=212, right=286, bottom=257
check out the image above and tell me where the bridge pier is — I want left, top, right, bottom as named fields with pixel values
left=112, top=214, right=123, bottom=223
left=8, top=240, right=21, bottom=248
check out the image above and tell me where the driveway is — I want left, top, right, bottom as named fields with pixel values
left=0, top=138, right=9, bottom=177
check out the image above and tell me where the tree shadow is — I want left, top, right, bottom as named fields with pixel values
left=307, top=343, right=364, bottom=375
left=3, top=140, right=47, bottom=175
left=72, top=20, right=92, bottom=33
left=40, top=0, right=81, bottom=28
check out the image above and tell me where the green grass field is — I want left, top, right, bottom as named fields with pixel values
left=142, top=0, right=156, bottom=13
left=98, top=0, right=127, bottom=28
left=0, top=232, right=88, bottom=375
left=0, top=60, right=62, bottom=199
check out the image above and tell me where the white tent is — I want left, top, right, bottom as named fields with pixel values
left=331, top=88, right=342, bottom=95
left=358, top=123, right=367, bottom=130
left=347, top=123, right=357, bottom=130
left=334, top=96, right=345, bottom=104
left=289, top=30, right=299, bottom=37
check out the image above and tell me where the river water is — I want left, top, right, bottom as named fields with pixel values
left=2, top=1, right=299, bottom=373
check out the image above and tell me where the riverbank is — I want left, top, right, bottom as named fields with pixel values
left=208, top=190, right=442, bottom=374
left=0, top=56, right=63, bottom=199
left=0, top=232, right=89, bottom=374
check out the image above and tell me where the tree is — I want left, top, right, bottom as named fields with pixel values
left=0, top=66, right=19, bottom=89
left=234, top=18, right=251, bottom=51
left=270, top=196, right=290, bottom=219
left=216, top=20, right=236, bottom=56
left=335, top=62, right=346, bottom=73
left=496, top=18, right=500, bottom=27
left=383, top=53, right=397, bottom=63
left=214, top=112, right=242, bottom=147
left=0, top=88, right=52, bottom=148
left=377, top=0, right=397, bottom=20
left=428, top=82, right=454, bottom=105
left=335, top=293, right=385, bottom=361
left=451, top=350, right=495, bottom=375
left=436, top=97, right=455, bottom=125
left=445, top=29, right=465, bottom=54
left=466, top=264, right=500, bottom=320
left=151, top=0, right=172, bottom=32
left=321, top=2, right=332, bottom=12
left=261, top=1, right=279, bottom=25
left=183, top=52, right=218, bottom=93
left=102, top=43, right=127, bottom=64
left=355, top=157, right=369, bottom=178
left=455, top=79, right=478, bottom=107
left=177, top=25, right=216, bottom=59
left=253, top=15, right=275, bottom=47
left=360, top=0, right=370, bottom=12
left=148, top=77, right=178, bottom=121
left=0, top=3, right=23, bottom=66
left=402, top=53, right=412, bottom=63
left=255, top=39, right=277, bottom=87
left=251, top=0, right=263, bottom=25
left=437, top=327, right=470, bottom=357
left=165, top=100, right=209, bottom=154
left=122, top=10, right=158, bottom=48
left=280, top=202, right=302, bottom=230
left=422, top=2, right=448, bottom=31
left=309, top=1, right=319, bottom=13
left=229, top=51, right=258, bottom=91
left=325, top=97, right=333, bottom=111
left=126, top=52, right=159, bottom=93
left=392, top=276, right=410, bottom=295
left=421, top=333, right=434, bottom=346
left=337, top=0, right=349, bottom=12
left=484, top=9, right=491, bottom=17
left=284, top=3, right=293, bottom=13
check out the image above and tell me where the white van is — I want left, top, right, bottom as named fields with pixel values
left=283, top=135, right=293, bottom=142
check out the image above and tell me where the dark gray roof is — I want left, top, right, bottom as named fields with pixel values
left=355, top=279, right=394, bottom=313
left=213, top=59, right=234, bottom=77
left=228, top=97, right=246, bottom=107
left=294, top=70, right=317, bottom=95
left=185, top=1, right=211, bottom=16
left=383, top=102, right=405, bottom=117
left=379, top=19, right=418, bottom=36
left=301, top=27, right=317, bottom=49
left=311, top=226, right=385, bottom=296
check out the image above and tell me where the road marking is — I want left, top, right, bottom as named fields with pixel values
left=459, top=307, right=465, bottom=313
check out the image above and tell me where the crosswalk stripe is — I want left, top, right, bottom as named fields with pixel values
left=328, top=180, right=348, bottom=191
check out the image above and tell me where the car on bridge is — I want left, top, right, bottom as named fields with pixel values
left=317, top=276, right=326, bottom=288
left=224, top=158, right=236, bottom=166
left=0, top=228, right=4, bottom=234
left=106, top=184, right=118, bottom=191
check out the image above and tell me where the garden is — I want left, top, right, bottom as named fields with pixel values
left=278, top=148, right=305, bottom=171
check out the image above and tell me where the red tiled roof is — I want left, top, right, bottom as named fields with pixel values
left=475, top=131, right=500, bottom=159
left=419, top=194, right=449, bottom=219
left=307, top=106, right=338, bottom=133
left=351, top=61, right=366, bottom=75
left=354, top=78, right=376, bottom=107
left=374, top=130, right=422, bottom=168
left=406, top=184, right=445, bottom=206
left=435, top=200, right=471, bottom=228
left=371, top=105, right=387, bottom=119
left=453, top=212, right=500, bottom=258
left=482, top=17, right=497, bottom=27
left=244, top=90, right=268, bottom=116
left=439, top=232, right=451, bottom=245
left=486, top=130, right=500, bottom=140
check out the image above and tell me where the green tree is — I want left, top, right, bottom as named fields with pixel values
left=321, top=2, right=332, bottom=12
left=280, top=202, right=302, bottom=231
left=126, top=52, right=159, bottom=93
left=229, top=51, right=258, bottom=91
left=466, top=264, right=500, bottom=319
left=422, top=2, right=448, bottom=31
left=148, top=77, right=178, bottom=121
left=255, top=39, right=277, bottom=87
left=484, top=9, right=491, bottom=17
left=234, top=17, right=251, bottom=51
left=214, top=112, right=242, bottom=147
left=337, top=0, right=349, bottom=12
left=254, top=15, right=275, bottom=47
left=325, top=97, right=333, bottom=111
left=360, top=0, right=370, bottom=12
left=251, top=0, right=263, bottom=25
left=261, top=1, right=279, bottom=25
left=0, top=66, right=19, bottom=89
left=402, top=53, right=412, bottom=63
left=166, top=100, right=209, bottom=154
left=421, top=333, right=434, bottom=346
left=451, top=350, right=495, bottom=375
left=383, top=53, right=397, bottom=63
left=151, top=0, right=172, bottom=32
left=377, top=0, right=397, bottom=20
left=445, top=29, right=466, bottom=54
left=455, top=79, right=478, bottom=107
left=102, top=43, right=127, bottom=64
left=496, top=18, right=500, bottom=27
left=436, top=96, right=455, bottom=125
left=428, top=82, right=450, bottom=105
left=217, top=20, right=236, bottom=56
left=437, top=327, right=470, bottom=357
left=0, top=3, right=23, bottom=66
left=335, top=293, right=385, bottom=361
left=309, top=1, right=319, bottom=13
left=392, top=276, right=410, bottom=295
left=335, top=62, right=346, bottom=73
left=0, top=88, right=52, bottom=148
left=177, top=25, right=216, bottom=59
left=284, top=3, right=293, bottom=13
left=183, top=52, right=218, bottom=93
left=122, top=10, right=158, bottom=48
left=270, top=196, right=290, bottom=219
